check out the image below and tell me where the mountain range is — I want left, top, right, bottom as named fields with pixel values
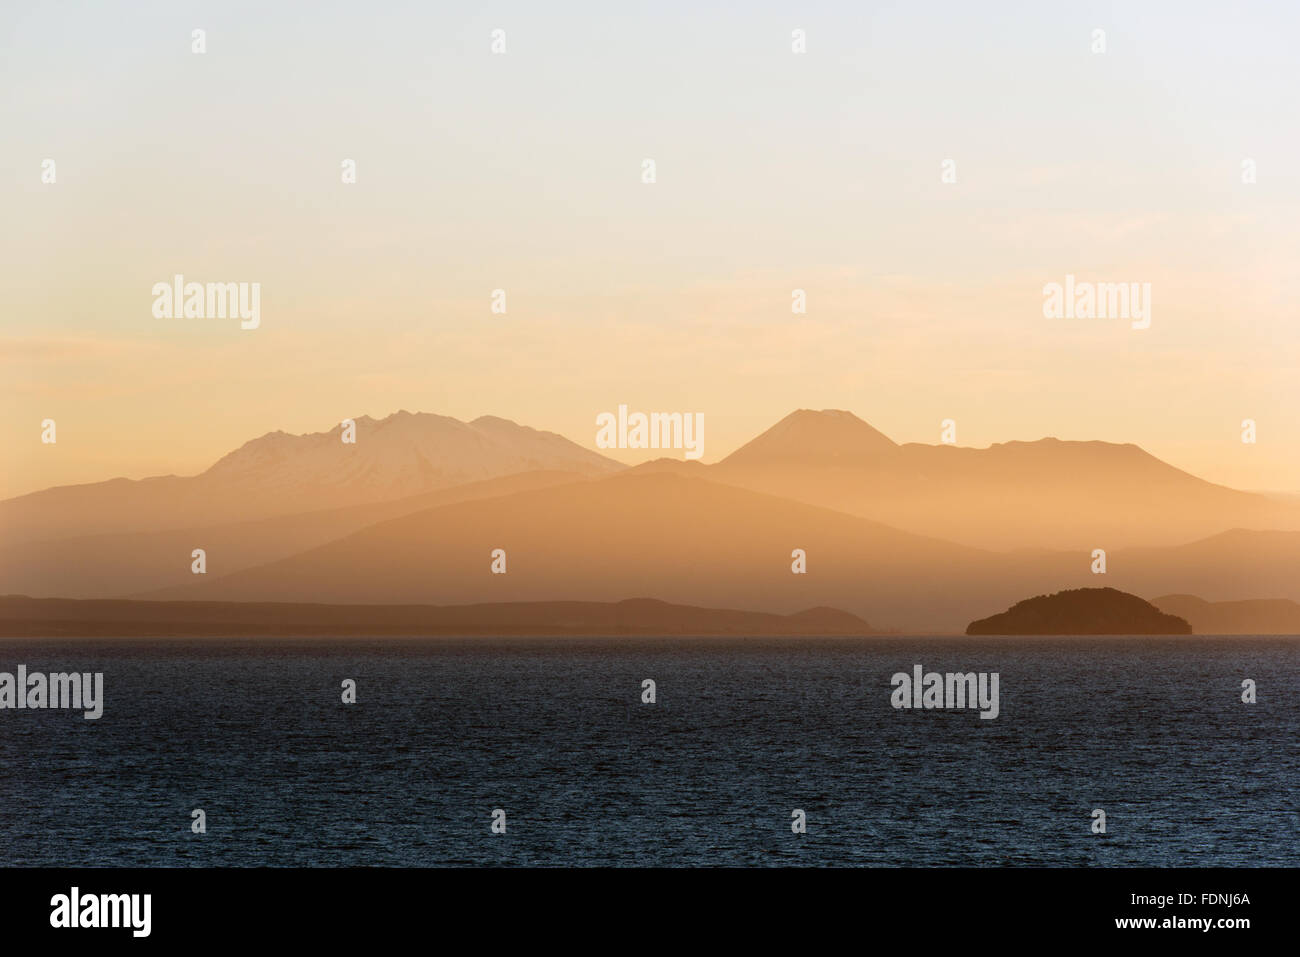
left=0, top=412, right=619, bottom=545
left=0, top=595, right=878, bottom=638
left=4, top=408, right=1298, bottom=633
left=643, top=409, right=1296, bottom=550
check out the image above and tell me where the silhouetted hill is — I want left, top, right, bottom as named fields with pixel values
left=965, top=587, right=1191, bottom=635
left=1152, top=594, right=1300, bottom=634
left=134, top=471, right=1300, bottom=633
left=141, top=471, right=1005, bottom=632
left=0, top=595, right=880, bottom=638
left=0, top=470, right=589, bottom=598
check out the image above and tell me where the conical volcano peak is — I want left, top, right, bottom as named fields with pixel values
left=720, top=409, right=898, bottom=467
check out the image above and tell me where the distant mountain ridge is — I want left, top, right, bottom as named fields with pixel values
left=138, top=471, right=1300, bottom=633
left=0, top=470, right=591, bottom=598
left=0, top=412, right=621, bottom=544
left=5, top=407, right=1299, bottom=633
left=0, top=594, right=881, bottom=638
left=647, top=409, right=1300, bottom=549
left=203, top=412, right=618, bottom=494
left=1153, top=594, right=1300, bottom=634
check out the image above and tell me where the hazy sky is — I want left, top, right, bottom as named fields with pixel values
left=3, top=0, right=1298, bottom=498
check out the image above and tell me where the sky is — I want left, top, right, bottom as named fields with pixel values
left=2, top=0, right=1298, bottom=498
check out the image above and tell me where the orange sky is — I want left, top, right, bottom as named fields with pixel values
left=3, top=2, right=1297, bottom=498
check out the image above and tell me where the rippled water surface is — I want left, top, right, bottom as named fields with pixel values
left=1, top=636, right=1295, bottom=866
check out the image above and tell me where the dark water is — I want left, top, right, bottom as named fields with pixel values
left=1, top=636, right=1296, bottom=866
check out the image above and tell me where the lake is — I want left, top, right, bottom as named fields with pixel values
left=0, top=635, right=1295, bottom=866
